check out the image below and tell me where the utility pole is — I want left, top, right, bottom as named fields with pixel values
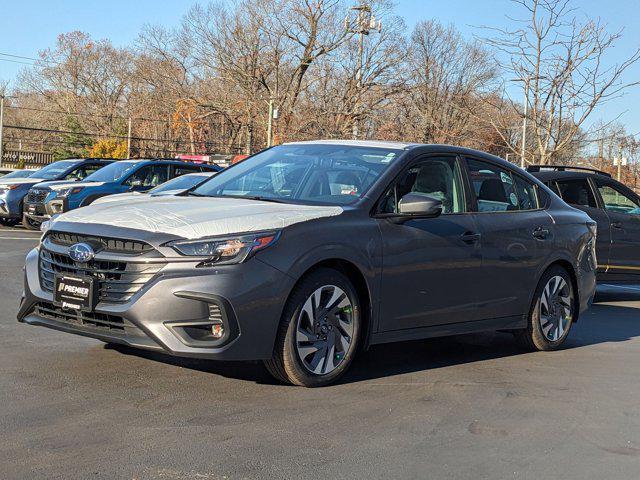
left=345, top=2, right=381, bottom=140
left=0, top=95, right=4, bottom=168
left=126, top=117, right=132, bottom=159
left=266, top=97, right=274, bottom=148
left=520, top=79, right=529, bottom=168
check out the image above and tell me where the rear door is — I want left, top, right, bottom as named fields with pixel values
left=593, top=178, right=640, bottom=280
left=465, top=157, right=555, bottom=320
left=554, top=177, right=611, bottom=272
left=377, top=154, right=485, bottom=331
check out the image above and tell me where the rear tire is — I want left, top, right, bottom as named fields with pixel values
left=264, top=268, right=361, bottom=387
left=22, top=214, right=41, bottom=231
left=0, top=218, right=18, bottom=227
left=515, top=265, right=575, bottom=351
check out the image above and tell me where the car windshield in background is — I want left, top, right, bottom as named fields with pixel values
left=31, top=160, right=79, bottom=180
left=192, top=144, right=402, bottom=205
left=84, top=161, right=139, bottom=182
left=2, top=170, right=37, bottom=179
left=149, top=174, right=209, bottom=194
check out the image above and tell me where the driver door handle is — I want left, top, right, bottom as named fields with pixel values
left=611, top=221, right=623, bottom=229
left=460, top=231, right=481, bottom=245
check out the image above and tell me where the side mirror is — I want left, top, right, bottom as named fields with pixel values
left=398, top=193, right=443, bottom=218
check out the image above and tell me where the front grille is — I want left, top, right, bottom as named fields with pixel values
left=34, top=302, right=142, bottom=335
left=47, top=232, right=153, bottom=255
left=39, top=248, right=164, bottom=304
left=27, top=188, right=49, bottom=203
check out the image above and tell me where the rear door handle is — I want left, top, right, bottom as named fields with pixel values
left=532, top=226, right=550, bottom=240
left=611, top=221, right=623, bottom=229
left=460, top=232, right=481, bottom=245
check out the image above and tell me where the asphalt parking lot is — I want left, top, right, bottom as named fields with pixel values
left=1, top=225, right=640, bottom=480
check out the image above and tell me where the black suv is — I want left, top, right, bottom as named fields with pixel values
left=529, top=165, right=640, bottom=283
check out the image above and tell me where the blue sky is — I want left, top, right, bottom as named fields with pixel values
left=1, top=0, right=639, bottom=134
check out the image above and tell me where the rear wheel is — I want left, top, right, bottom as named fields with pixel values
left=22, top=214, right=41, bottom=231
left=516, top=265, right=575, bottom=351
left=264, top=268, right=361, bottom=387
left=0, top=218, right=18, bottom=227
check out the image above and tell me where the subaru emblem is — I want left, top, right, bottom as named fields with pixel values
left=68, top=243, right=95, bottom=263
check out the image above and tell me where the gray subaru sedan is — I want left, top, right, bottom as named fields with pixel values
left=18, top=141, right=597, bottom=386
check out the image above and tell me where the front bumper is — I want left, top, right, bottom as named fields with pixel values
left=18, top=246, right=295, bottom=361
left=23, top=198, right=66, bottom=223
left=0, top=191, right=24, bottom=219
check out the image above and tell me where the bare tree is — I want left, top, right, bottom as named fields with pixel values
left=485, top=0, right=640, bottom=164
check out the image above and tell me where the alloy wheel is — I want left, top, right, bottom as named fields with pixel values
left=295, top=285, right=355, bottom=375
left=539, top=275, right=574, bottom=342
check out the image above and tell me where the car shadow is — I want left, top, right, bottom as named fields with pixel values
left=105, top=300, right=640, bottom=387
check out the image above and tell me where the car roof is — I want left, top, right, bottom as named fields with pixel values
left=530, top=170, right=608, bottom=182
left=283, top=139, right=423, bottom=150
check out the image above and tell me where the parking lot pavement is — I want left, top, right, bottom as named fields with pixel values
left=1, top=227, right=640, bottom=480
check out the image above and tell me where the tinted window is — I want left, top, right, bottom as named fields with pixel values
left=124, top=165, right=169, bottom=187
left=63, top=163, right=105, bottom=181
left=556, top=179, right=597, bottom=208
left=379, top=157, right=464, bottom=214
left=466, top=158, right=519, bottom=212
left=1, top=169, right=36, bottom=179
left=596, top=183, right=640, bottom=215
left=546, top=181, right=561, bottom=197
left=31, top=160, right=80, bottom=180
left=174, top=165, right=200, bottom=177
left=84, top=161, right=139, bottom=182
left=513, top=175, right=538, bottom=210
left=149, top=174, right=209, bottom=194
left=193, top=144, right=402, bottom=206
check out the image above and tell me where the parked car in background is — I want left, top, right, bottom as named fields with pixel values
left=91, top=171, right=217, bottom=206
left=0, top=159, right=114, bottom=227
left=0, top=169, right=39, bottom=180
left=529, top=165, right=640, bottom=284
left=23, top=159, right=222, bottom=230
left=19, top=141, right=597, bottom=386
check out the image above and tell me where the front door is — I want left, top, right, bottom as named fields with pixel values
left=377, top=155, right=485, bottom=331
left=593, top=179, right=640, bottom=281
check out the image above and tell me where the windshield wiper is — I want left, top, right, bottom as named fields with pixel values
left=212, top=194, right=289, bottom=203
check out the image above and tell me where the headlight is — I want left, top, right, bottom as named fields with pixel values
left=0, top=184, right=19, bottom=193
left=166, top=231, right=280, bottom=265
left=56, top=186, right=84, bottom=198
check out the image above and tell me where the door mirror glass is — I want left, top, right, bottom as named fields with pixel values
left=398, top=193, right=443, bottom=217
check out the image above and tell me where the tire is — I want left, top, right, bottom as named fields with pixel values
left=0, top=218, right=18, bottom=227
left=22, top=214, right=41, bottom=231
left=264, top=268, right=362, bottom=387
left=515, top=265, right=576, bottom=351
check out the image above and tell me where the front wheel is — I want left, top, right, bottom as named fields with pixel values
left=22, top=214, right=41, bottom=231
left=515, top=265, right=575, bottom=351
left=264, top=268, right=361, bottom=387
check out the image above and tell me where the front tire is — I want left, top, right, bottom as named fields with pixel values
left=22, top=214, right=41, bottom=231
left=264, top=268, right=361, bottom=387
left=516, top=265, right=575, bottom=351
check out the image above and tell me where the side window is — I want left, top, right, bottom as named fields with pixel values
left=596, top=182, right=640, bottom=216
left=64, top=164, right=104, bottom=181
left=556, top=179, right=597, bottom=208
left=83, top=164, right=104, bottom=177
left=124, top=165, right=169, bottom=187
left=513, top=175, right=539, bottom=210
left=174, top=165, right=199, bottom=178
left=379, top=157, right=465, bottom=214
left=546, top=181, right=562, bottom=197
left=466, top=158, right=519, bottom=212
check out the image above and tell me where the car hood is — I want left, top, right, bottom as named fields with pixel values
left=91, top=192, right=141, bottom=205
left=52, top=196, right=343, bottom=239
left=43, top=181, right=107, bottom=191
left=0, top=177, right=49, bottom=187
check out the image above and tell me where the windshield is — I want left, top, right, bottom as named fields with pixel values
left=84, top=161, right=139, bottom=182
left=149, top=174, right=211, bottom=194
left=2, top=169, right=37, bottom=179
left=193, top=144, right=402, bottom=205
left=32, top=160, right=80, bottom=180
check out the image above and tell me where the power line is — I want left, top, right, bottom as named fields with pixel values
left=5, top=124, right=238, bottom=148
left=5, top=104, right=176, bottom=125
